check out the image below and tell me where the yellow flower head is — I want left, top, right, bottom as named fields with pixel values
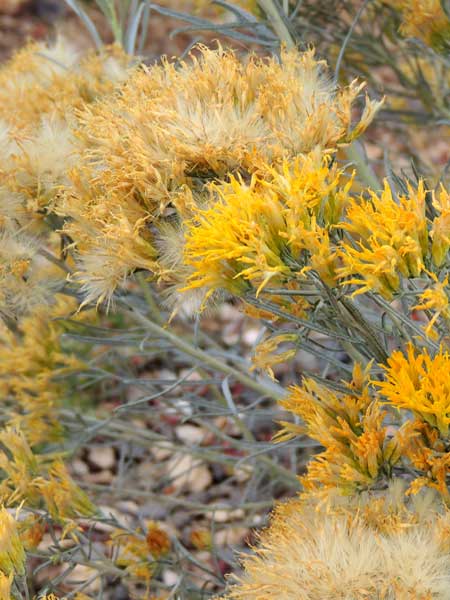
left=277, top=365, right=410, bottom=495
left=39, top=462, right=97, bottom=522
left=252, top=333, right=298, bottom=381
left=0, top=573, right=12, bottom=600
left=0, top=507, right=26, bottom=576
left=182, top=154, right=350, bottom=304
left=338, top=181, right=429, bottom=298
left=182, top=176, right=291, bottom=301
left=377, top=344, right=450, bottom=437
left=386, top=0, right=450, bottom=51
left=413, top=272, right=450, bottom=335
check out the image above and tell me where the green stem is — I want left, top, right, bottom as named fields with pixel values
left=96, top=0, right=123, bottom=45
left=346, top=141, right=381, bottom=191
left=127, top=305, right=287, bottom=402
left=136, top=273, right=165, bottom=326
left=257, top=0, right=295, bottom=48
left=81, top=481, right=286, bottom=510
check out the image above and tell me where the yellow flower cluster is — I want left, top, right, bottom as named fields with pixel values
left=378, top=343, right=450, bottom=436
left=182, top=173, right=450, bottom=337
left=338, top=182, right=450, bottom=299
left=278, top=364, right=411, bottom=496
left=0, top=298, right=88, bottom=444
left=372, top=344, right=450, bottom=500
left=272, top=340, right=450, bottom=505
left=182, top=153, right=351, bottom=304
left=59, top=45, right=380, bottom=307
left=0, top=429, right=95, bottom=522
left=109, top=523, right=170, bottom=589
left=385, top=0, right=450, bottom=51
left=338, top=181, right=427, bottom=297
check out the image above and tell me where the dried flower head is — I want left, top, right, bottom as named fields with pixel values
left=74, top=45, right=379, bottom=209
left=224, top=485, right=450, bottom=600
left=0, top=231, right=63, bottom=324
left=60, top=182, right=158, bottom=309
left=0, top=38, right=130, bottom=132
left=10, top=117, right=77, bottom=212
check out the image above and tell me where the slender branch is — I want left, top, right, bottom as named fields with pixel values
left=124, top=302, right=287, bottom=402
left=346, top=140, right=381, bottom=191
left=258, top=0, right=295, bottom=48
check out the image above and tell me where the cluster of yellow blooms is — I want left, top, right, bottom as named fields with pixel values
left=58, top=45, right=379, bottom=310
left=184, top=164, right=450, bottom=322
left=183, top=152, right=351, bottom=301
left=0, top=38, right=174, bottom=597
left=224, top=342, right=450, bottom=597
left=1, top=25, right=450, bottom=599
left=384, top=0, right=450, bottom=51
left=275, top=347, right=450, bottom=502
left=339, top=182, right=450, bottom=298
left=277, top=364, right=410, bottom=496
